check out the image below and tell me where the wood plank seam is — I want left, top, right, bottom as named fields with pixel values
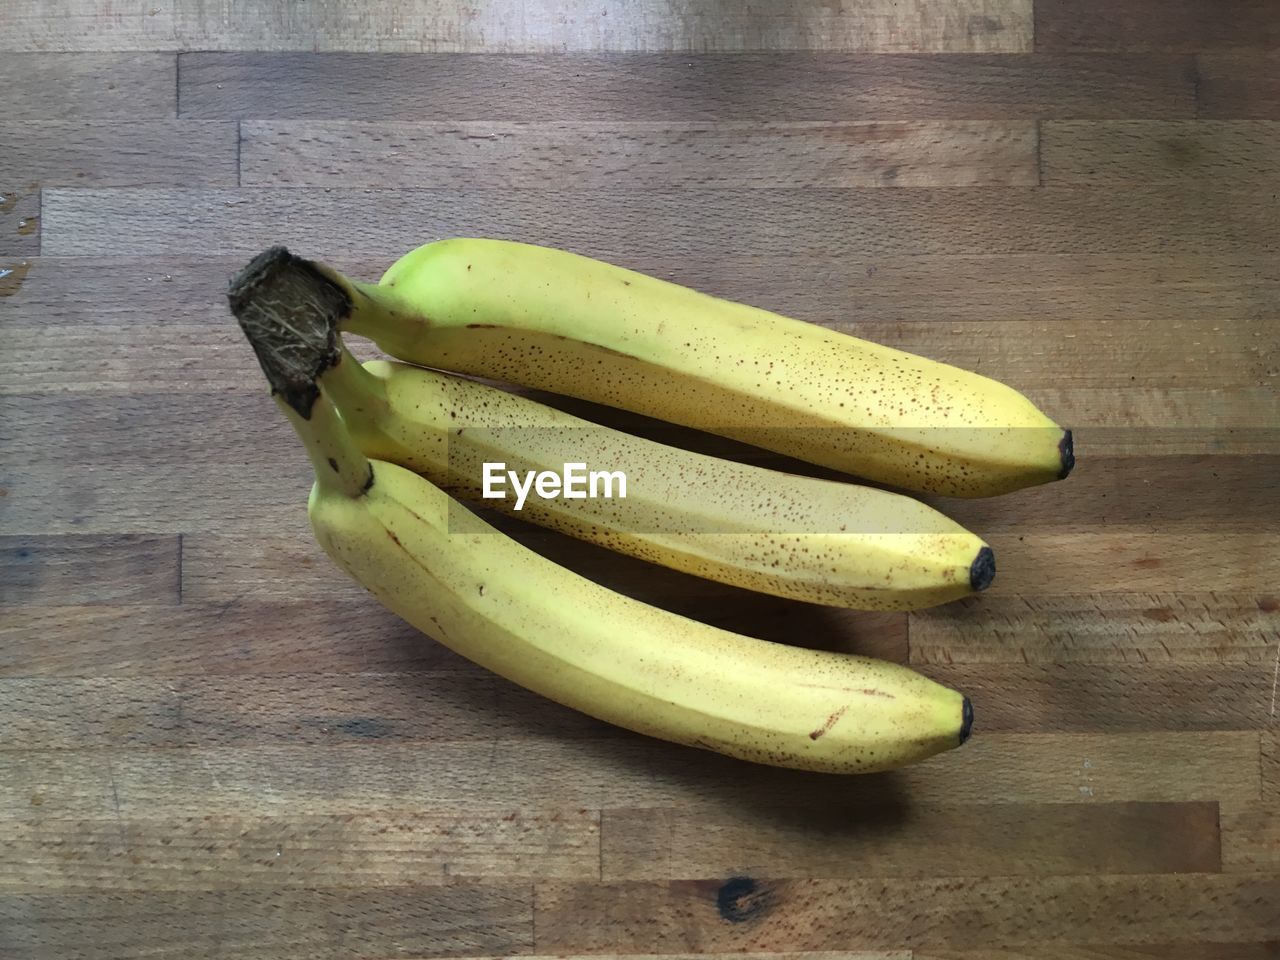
left=173, top=51, right=1200, bottom=121
left=530, top=881, right=538, bottom=953
left=1270, top=639, right=1280, bottom=722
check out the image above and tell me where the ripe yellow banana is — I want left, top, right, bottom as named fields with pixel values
left=324, top=347, right=996, bottom=610
left=228, top=249, right=974, bottom=773
left=321, top=238, right=1072, bottom=497
left=296, top=395, right=971, bottom=773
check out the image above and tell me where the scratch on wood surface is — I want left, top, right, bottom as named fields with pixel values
left=1270, top=640, right=1279, bottom=720
left=106, top=754, right=124, bottom=831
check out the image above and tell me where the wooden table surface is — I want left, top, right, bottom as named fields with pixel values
left=3, top=1, right=1279, bottom=957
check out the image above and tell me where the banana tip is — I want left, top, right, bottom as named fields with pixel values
left=1058, top=429, right=1075, bottom=480
left=969, top=546, right=996, bottom=592
left=959, top=697, right=974, bottom=745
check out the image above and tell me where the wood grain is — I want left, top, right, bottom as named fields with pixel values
left=40, top=187, right=1280, bottom=261
left=977, top=531, right=1280, bottom=594
left=178, top=52, right=1197, bottom=121
left=1, top=810, right=599, bottom=890
left=0, top=1, right=176, bottom=53
left=0, top=188, right=41, bottom=257
left=0, top=596, right=907, bottom=678
left=0, top=53, right=174, bottom=120
left=0, top=887, right=533, bottom=959
left=241, top=120, right=1037, bottom=189
left=1221, top=801, right=1280, bottom=872
left=1036, top=0, right=1280, bottom=53
left=1265, top=732, right=1279, bottom=800
left=918, top=663, right=1276, bottom=731
left=1042, top=120, right=1280, bottom=185
left=1198, top=53, right=1280, bottom=119
left=930, top=455, right=1280, bottom=532
left=2, top=0, right=1032, bottom=53
left=0, top=256, right=250, bottom=326
left=531, top=874, right=1280, bottom=952
left=0, top=673, right=609, bottom=751
left=0, top=392, right=310, bottom=535
left=600, top=801, right=1221, bottom=880
left=0, top=602, right=472, bottom=677
left=909, top=593, right=1280, bottom=664
left=192, top=0, right=1031, bottom=54
left=398, top=956, right=906, bottom=960
left=918, top=948, right=1280, bottom=960
left=0, top=732, right=1260, bottom=822
left=0, top=536, right=180, bottom=607
left=1, top=661, right=1261, bottom=751
left=815, top=257, right=1280, bottom=323
left=0, top=122, right=238, bottom=188
left=1027, top=398, right=1277, bottom=452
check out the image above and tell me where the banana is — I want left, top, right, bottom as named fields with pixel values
left=229, top=249, right=974, bottom=773
left=324, top=347, right=996, bottom=610
left=319, top=238, right=1072, bottom=498
left=293, top=394, right=971, bottom=774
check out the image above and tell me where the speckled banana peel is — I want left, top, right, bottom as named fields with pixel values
left=323, top=238, right=1073, bottom=498
left=287, top=394, right=972, bottom=774
left=229, top=250, right=974, bottom=774
left=324, top=347, right=996, bottom=611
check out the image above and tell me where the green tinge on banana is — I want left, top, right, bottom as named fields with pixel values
left=324, top=348, right=996, bottom=611
left=228, top=248, right=975, bottom=774
left=321, top=237, right=1073, bottom=498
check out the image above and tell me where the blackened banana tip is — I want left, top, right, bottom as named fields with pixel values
left=969, top=546, right=996, bottom=592
left=959, top=697, right=974, bottom=745
left=1058, top=429, right=1075, bottom=480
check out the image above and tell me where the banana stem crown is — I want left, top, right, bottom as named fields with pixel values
left=228, top=246, right=373, bottom=498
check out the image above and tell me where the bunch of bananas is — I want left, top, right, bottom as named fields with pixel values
left=229, top=239, right=1072, bottom=774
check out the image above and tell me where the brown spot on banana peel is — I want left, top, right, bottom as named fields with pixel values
left=809, top=705, right=849, bottom=740
left=795, top=682, right=896, bottom=698
left=460, top=325, right=640, bottom=362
